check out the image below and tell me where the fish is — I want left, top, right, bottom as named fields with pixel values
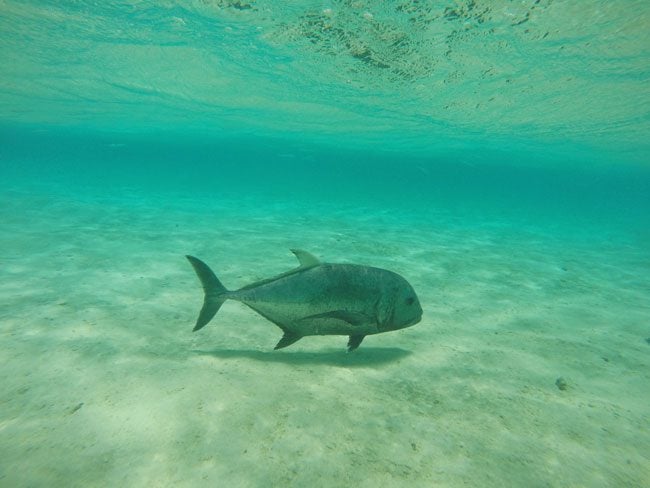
left=186, top=249, right=422, bottom=351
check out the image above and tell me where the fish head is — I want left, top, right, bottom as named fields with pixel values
left=377, top=277, right=422, bottom=332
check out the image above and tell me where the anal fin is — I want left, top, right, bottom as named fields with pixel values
left=274, top=331, right=302, bottom=350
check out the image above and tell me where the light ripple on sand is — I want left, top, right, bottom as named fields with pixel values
left=1, top=191, right=649, bottom=487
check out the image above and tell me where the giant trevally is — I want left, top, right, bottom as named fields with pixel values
left=186, top=249, right=422, bottom=351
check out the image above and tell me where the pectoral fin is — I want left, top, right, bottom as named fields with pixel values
left=301, top=310, right=371, bottom=326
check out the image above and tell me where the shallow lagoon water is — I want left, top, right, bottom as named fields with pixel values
left=1, top=1, right=650, bottom=487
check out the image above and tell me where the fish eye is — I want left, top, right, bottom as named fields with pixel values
left=405, top=297, right=415, bottom=306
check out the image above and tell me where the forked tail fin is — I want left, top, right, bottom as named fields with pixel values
left=186, top=255, right=229, bottom=331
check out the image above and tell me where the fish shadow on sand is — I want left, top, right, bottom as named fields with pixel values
left=192, top=347, right=411, bottom=367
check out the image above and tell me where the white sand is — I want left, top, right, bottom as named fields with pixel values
left=1, top=188, right=649, bottom=487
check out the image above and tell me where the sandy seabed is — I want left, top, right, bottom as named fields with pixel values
left=1, top=188, right=649, bottom=487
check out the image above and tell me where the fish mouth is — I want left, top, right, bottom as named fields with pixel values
left=400, top=313, right=422, bottom=328
left=410, top=311, right=423, bottom=326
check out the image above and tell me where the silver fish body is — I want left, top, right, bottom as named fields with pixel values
left=187, top=250, right=422, bottom=351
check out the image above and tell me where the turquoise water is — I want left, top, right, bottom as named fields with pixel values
left=1, top=1, right=650, bottom=487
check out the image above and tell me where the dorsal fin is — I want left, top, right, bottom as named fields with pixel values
left=290, top=249, right=321, bottom=268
